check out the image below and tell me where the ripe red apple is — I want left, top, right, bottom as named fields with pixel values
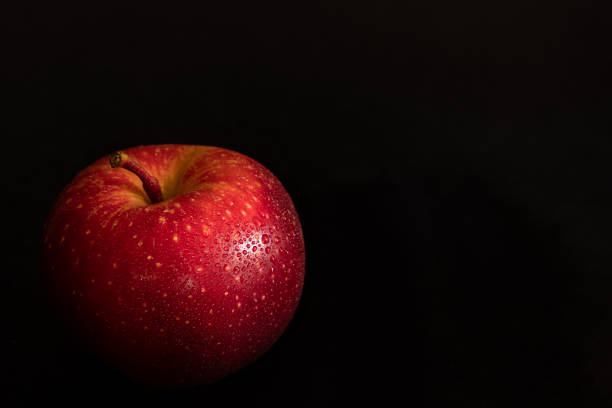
left=41, top=144, right=305, bottom=386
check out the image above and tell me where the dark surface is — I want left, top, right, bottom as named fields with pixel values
left=2, top=1, right=611, bottom=406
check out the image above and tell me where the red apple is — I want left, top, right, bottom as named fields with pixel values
left=41, top=144, right=305, bottom=386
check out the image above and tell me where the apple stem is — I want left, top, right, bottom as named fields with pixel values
left=110, top=151, right=164, bottom=204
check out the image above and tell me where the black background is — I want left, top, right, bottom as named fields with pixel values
left=2, top=1, right=612, bottom=406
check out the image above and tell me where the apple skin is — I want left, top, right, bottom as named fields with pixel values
left=41, top=144, right=305, bottom=386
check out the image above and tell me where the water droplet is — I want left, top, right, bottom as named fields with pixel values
left=224, top=235, right=230, bottom=242
left=261, top=234, right=270, bottom=244
left=233, top=266, right=240, bottom=274
left=252, top=246, right=258, bottom=252
left=265, top=247, right=271, bottom=254
left=273, top=236, right=281, bottom=244
left=242, top=250, right=247, bottom=255
left=246, top=243, right=251, bottom=248
left=270, top=255, right=276, bottom=263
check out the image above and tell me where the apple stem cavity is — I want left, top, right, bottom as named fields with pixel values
left=110, top=151, right=164, bottom=204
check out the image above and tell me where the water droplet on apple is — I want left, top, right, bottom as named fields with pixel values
left=261, top=234, right=270, bottom=244
left=252, top=246, right=258, bottom=252
left=233, top=266, right=240, bottom=274
left=265, top=247, right=271, bottom=254
left=273, top=236, right=281, bottom=244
